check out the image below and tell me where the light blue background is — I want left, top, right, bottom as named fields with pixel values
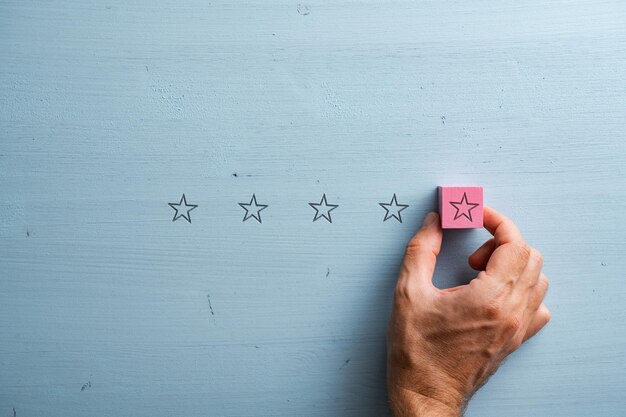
left=1, top=1, right=625, bottom=416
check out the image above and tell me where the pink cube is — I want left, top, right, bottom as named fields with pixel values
left=438, top=186, right=484, bottom=229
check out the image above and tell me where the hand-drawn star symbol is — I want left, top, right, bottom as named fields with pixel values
left=239, top=194, right=268, bottom=223
left=168, top=193, right=198, bottom=223
left=449, top=192, right=480, bottom=222
left=379, top=194, right=409, bottom=223
left=309, top=194, right=338, bottom=223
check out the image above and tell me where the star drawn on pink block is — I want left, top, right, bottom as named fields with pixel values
left=449, top=192, right=480, bottom=222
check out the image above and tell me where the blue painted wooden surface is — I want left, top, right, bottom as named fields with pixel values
left=1, top=1, right=625, bottom=416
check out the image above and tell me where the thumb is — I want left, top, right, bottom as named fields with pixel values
left=402, top=211, right=442, bottom=290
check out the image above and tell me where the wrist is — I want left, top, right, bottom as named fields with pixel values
left=388, top=385, right=463, bottom=417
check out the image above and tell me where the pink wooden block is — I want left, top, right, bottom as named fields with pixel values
left=438, top=186, right=484, bottom=229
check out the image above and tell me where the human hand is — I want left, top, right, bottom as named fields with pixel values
left=386, top=207, right=550, bottom=416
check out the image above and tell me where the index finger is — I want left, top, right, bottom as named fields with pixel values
left=483, top=206, right=523, bottom=246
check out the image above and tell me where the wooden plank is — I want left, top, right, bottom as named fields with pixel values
left=1, top=0, right=625, bottom=415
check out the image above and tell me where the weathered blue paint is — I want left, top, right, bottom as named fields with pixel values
left=1, top=1, right=625, bottom=416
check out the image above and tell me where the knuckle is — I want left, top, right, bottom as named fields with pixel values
left=528, top=292, right=539, bottom=309
left=504, top=275, right=516, bottom=288
left=530, top=278, right=549, bottom=305
left=405, top=238, right=427, bottom=256
left=484, top=300, right=503, bottom=320
left=530, top=248, right=543, bottom=266
left=541, top=307, right=552, bottom=324
left=537, top=276, right=549, bottom=294
left=393, top=284, right=408, bottom=302
left=503, top=315, right=522, bottom=334
left=519, top=243, right=532, bottom=261
left=476, top=271, right=491, bottom=282
left=393, top=282, right=414, bottom=304
left=510, top=332, right=524, bottom=349
left=530, top=289, right=543, bottom=307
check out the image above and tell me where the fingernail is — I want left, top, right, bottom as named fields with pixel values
left=423, top=212, right=438, bottom=226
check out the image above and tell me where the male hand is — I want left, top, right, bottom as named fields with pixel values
left=387, top=207, right=550, bottom=416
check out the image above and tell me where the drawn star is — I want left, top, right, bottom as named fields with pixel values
left=239, top=194, right=268, bottom=223
left=309, top=194, right=338, bottom=223
left=168, top=193, right=198, bottom=223
left=379, top=194, right=409, bottom=223
left=449, top=192, right=480, bottom=222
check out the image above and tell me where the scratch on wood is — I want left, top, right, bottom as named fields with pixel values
left=207, top=293, right=215, bottom=317
left=80, top=375, right=92, bottom=392
left=297, top=4, right=310, bottom=15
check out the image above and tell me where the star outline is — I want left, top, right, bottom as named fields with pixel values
left=238, top=194, right=268, bottom=223
left=168, top=193, right=198, bottom=223
left=309, top=193, right=339, bottom=223
left=379, top=193, right=409, bottom=223
left=449, top=192, right=480, bottom=222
